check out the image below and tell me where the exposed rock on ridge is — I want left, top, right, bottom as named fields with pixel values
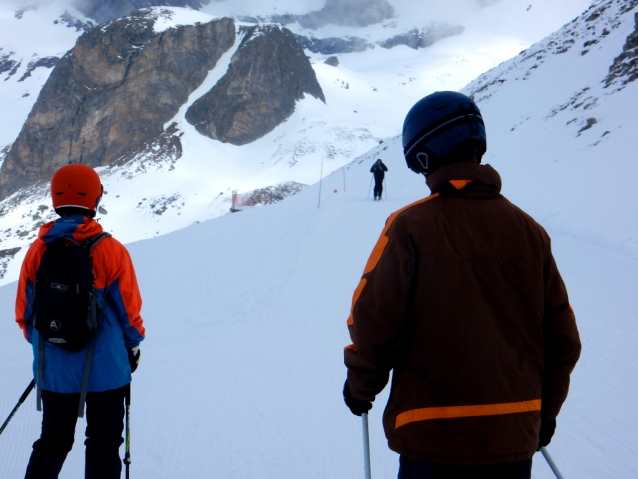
left=605, top=11, right=638, bottom=88
left=295, top=22, right=464, bottom=55
left=73, top=0, right=209, bottom=24
left=296, top=0, right=394, bottom=30
left=0, top=10, right=235, bottom=201
left=185, top=24, right=325, bottom=146
left=380, top=24, right=465, bottom=50
left=237, top=0, right=394, bottom=30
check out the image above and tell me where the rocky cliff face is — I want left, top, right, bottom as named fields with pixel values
left=296, top=22, right=465, bottom=55
left=73, top=0, right=209, bottom=24
left=605, top=11, right=638, bottom=88
left=0, top=10, right=235, bottom=201
left=237, top=0, right=394, bottom=30
left=296, top=0, right=394, bottom=29
left=185, top=25, right=325, bottom=146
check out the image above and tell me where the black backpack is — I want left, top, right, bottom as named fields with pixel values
left=34, top=232, right=111, bottom=352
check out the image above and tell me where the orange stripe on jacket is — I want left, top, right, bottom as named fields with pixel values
left=448, top=179, right=472, bottom=190
left=395, top=399, right=542, bottom=429
left=347, top=193, right=440, bottom=326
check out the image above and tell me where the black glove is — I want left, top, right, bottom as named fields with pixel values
left=538, top=418, right=556, bottom=450
left=127, top=346, right=141, bottom=373
left=343, top=380, right=373, bottom=416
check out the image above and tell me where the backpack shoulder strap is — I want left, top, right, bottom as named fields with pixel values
left=36, top=334, right=44, bottom=412
left=77, top=330, right=98, bottom=418
left=82, top=232, right=112, bottom=253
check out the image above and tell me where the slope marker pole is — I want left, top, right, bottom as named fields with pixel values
left=318, top=155, right=324, bottom=208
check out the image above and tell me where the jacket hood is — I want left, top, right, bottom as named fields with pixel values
left=38, top=215, right=104, bottom=244
left=426, top=162, right=502, bottom=194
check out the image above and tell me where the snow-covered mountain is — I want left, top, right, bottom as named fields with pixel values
left=0, top=0, right=594, bottom=285
left=1, top=1, right=637, bottom=478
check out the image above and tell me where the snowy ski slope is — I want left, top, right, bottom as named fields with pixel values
left=0, top=0, right=593, bottom=284
left=0, top=134, right=636, bottom=478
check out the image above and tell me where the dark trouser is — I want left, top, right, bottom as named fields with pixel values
left=398, top=455, right=532, bottom=479
left=374, top=179, right=384, bottom=199
left=25, top=384, right=128, bottom=479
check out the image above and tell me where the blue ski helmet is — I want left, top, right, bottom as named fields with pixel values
left=402, top=91, right=487, bottom=176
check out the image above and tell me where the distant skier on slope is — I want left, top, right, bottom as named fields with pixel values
left=343, top=92, right=581, bottom=478
left=15, top=164, right=145, bottom=479
left=370, top=159, right=388, bottom=200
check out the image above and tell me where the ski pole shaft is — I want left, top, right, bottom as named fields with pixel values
left=541, top=447, right=565, bottom=479
left=368, top=176, right=373, bottom=199
left=123, top=384, right=131, bottom=479
left=0, top=379, right=35, bottom=437
left=362, top=413, right=372, bottom=479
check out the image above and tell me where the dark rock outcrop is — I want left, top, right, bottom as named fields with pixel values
left=605, top=12, right=638, bottom=88
left=0, top=247, right=22, bottom=279
left=295, top=22, right=464, bottom=55
left=237, top=0, right=394, bottom=30
left=185, top=25, right=325, bottom=146
left=296, top=35, right=370, bottom=55
left=53, top=12, right=95, bottom=32
left=18, top=57, right=60, bottom=82
left=297, top=0, right=394, bottom=30
left=324, top=56, right=339, bottom=67
left=380, top=24, right=465, bottom=50
left=0, top=52, right=18, bottom=78
left=73, top=0, right=210, bottom=24
left=0, top=10, right=235, bottom=200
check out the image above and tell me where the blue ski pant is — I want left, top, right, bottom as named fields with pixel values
left=25, top=384, right=128, bottom=479
left=398, top=455, right=532, bottom=479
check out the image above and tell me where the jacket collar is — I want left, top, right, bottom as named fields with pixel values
left=38, top=215, right=104, bottom=244
left=426, top=162, right=502, bottom=195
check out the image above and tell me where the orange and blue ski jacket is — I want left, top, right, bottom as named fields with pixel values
left=16, top=215, right=145, bottom=393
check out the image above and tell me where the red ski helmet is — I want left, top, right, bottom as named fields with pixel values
left=51, top=164, right=103, bottom=216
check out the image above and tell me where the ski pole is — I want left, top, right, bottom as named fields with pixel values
left=540, top=447, right=565, bottom=479
left=0, top=379, right=35, bottom=437
left=123, top=384, right=131, bottom=479
left=367, top=175, right=373, bottom=199
left=383, top=179, right=387, bottom=199
left=362, top=412, right=372, bottom=479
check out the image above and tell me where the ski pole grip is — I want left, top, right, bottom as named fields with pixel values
left=19, top=379, right=36, bottom=404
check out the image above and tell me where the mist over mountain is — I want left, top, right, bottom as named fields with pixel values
left=71, top=0, right=210, bottom=23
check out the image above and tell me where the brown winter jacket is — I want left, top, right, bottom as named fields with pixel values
left=344, top=162, right=581, bottom=465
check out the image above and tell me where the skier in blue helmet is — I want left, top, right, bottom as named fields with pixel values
left=343, top=91, right=580, bottom=479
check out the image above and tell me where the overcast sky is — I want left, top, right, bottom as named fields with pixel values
left=0, top=0, right=595, bottom=46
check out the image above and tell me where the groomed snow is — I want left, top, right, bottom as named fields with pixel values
left=0, top=135, right=636, bottom=478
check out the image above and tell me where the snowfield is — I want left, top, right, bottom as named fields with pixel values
left=0, top=0, right=594, bottom=285
left=0, top=136, right=636, bottom=478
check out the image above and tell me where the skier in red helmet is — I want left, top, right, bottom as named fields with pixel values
left=15, top=164, right=145, bottom=479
